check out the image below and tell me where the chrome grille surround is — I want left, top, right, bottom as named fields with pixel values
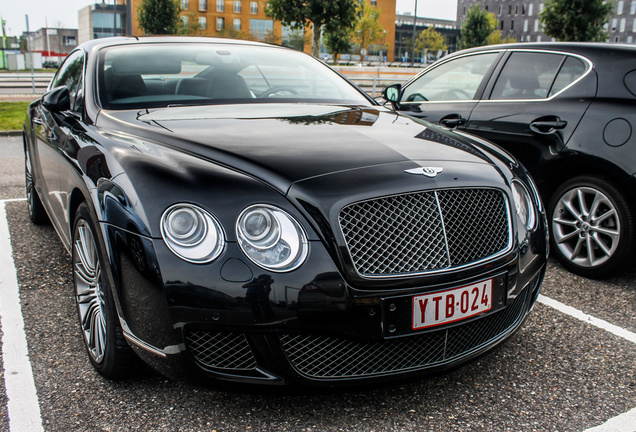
left=186, top=330, right=257, bottom=371
left=280, top=287, right=530, bottom=380
left=338, top=188, right=512, bottom=278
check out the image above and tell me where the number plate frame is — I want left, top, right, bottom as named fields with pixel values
left=380, top=273, right=508, bottom=339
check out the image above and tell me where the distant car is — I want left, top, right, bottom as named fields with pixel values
left=23, top=37, right=546, bottom=387
left=384, top=42, right=636, bottom=278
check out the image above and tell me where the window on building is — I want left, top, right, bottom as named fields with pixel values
left=632, top=0, right=636, bottom=14
left=612, top=18, right=618, bottom=31
left=182, top=15, right=189, bottom=26
left=250, top=19, right=273, bottom=39
left=619, top=1, right=624, bottom=14
left=633, top=19, right=636, bottom=31
left=234, top=18, right=241, bottom=30
left=523, top=19, right=528, bottom=32
left=621, top=18, right=627, bottom=31
left=616, top=36, right=620, bottom=42
left=528, top=3, right=533, bottom=16
left=216, top=17, right=225, bottom=30
left=250, top=1, right=258, bottom=14
left=539, top=3, right=544, bottom=14
left=217, top=0, right=224, bottom=12
left=522, top=4, right=526, bottom=14
left=534, top=19, right=539, bottom=32
left=500, top=20, right=504, bottom=30
left=629, top=36, right=633, bottom=43
left=199, top=0, right=207, bottom=11
left=509, top=5, right=512, bottom=14
left=515, top=4, right=519, bottom=14
left=511, top=20, right=514, bottom=30
left=234, top=0, right=241, bottom=12
left=498, top=5, right=502, bottom=15
left=62, top=35, right=76, bottom=46
left=371, top=0, right=377, bottom=6
left=537, top=35, right=542, bottom=42
left=199, top=16, right=207, bottom=29
left=181, top=0, right=189, bottom=9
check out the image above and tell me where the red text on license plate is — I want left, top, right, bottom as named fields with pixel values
left=412, top=279, right=492, bottom=330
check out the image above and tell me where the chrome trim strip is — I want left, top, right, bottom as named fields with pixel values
left=123, top=329, right=183, bottom=357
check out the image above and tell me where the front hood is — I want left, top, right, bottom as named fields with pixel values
left=97, top=104, right=498, bottom=193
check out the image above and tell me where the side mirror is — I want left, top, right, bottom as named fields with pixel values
left=381, top=84, right=401, bottom=109
left=42, top=86, right=71, bottom=113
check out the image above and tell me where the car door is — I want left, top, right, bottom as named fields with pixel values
left=32, top=50, right=85, bottom=244
left=465, top=50, right=596, bottom=188
left=396, top=51, right=504, bottom=127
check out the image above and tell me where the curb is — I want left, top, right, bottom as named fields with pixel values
left=0, top=131, right=22, bottom=137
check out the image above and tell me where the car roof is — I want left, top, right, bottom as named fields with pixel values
left=454, top=41, right=636, bottom=58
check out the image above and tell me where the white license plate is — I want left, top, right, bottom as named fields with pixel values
left=412, top=279, right=493, bottom=330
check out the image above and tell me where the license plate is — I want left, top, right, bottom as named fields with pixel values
left=412, top=279, right=492, bottom=330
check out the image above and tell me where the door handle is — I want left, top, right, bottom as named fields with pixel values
left=530, top=119, right=567, bottom=134
left=439, top=114, right=466, bottom=128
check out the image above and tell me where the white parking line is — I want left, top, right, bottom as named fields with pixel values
left=0, top=199, right=44, bottom=432
left=538, top=295, right=636, bottom=432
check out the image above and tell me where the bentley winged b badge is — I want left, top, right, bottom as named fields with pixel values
left=404, top=167, right=444, bottom=178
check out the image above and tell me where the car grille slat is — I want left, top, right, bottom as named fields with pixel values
left=280, top=288, right=530, bottom=379
left=186, top=331, right=257, bottom=370
left=339, top=189, right=510, bottom=277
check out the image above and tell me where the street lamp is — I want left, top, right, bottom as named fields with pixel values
left=410, top=0, right=418, bottom=67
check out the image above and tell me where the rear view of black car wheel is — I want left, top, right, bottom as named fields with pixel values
left=72, top=203, right=139, bottom=379
left=24, top=147, right=48, bottom=225
left=549, top=176, right=634, bottom=278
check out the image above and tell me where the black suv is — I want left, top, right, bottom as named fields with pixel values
left=384, top=42, right=636, bottom=278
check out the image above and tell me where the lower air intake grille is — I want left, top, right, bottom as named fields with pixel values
left=186, top=331, right=257, bottom=371
left=280, top=288, right=529, bottom=379
left=338, top=189, right=510, bottom=277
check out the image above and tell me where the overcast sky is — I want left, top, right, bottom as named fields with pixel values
left=1, top=0, right=458, bottom=36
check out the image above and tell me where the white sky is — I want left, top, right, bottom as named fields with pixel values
left=1, top=0, right=458, bottom=36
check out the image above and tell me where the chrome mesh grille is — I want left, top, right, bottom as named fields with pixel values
left=186, top=331, right=257, bottom=370
left=338, top=189, right=510, bottom=277
left=280, top=288, right=529, bottom=379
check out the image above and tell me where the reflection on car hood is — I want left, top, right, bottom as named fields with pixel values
left=99, top=104, right=497, bottom=193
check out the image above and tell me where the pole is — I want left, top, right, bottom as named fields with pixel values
left=411, top=0, right=418, bottom=67
left=25, top=15, right=35, bottom=93
left=113, top=0, right=117, bottom=36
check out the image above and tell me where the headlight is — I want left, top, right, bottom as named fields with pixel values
left=161, top=204, right=225, bottom=263
left=236, top=205, right=309, bottom=272
left=512, top=181, right=536, bottom=230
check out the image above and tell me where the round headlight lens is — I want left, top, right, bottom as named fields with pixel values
left=236, top=205, right=309, bottom=272
left=512, top=181, right=536, bottom=230
left=161, top=204, right=225, bottom=263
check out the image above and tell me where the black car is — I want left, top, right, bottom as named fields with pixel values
left=383, top=42, right=636, bottom=278
left=23, top=37, right=546, bottom=387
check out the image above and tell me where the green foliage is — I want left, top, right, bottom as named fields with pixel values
left=540, top=0, right=613, bottom=41
left=265, top=0, right=360, bottom=57
left=178, top=12, right=203, bottom=35
left=323, top=25, right=354, bottom=60
left=353, top=1, right=385, bottom=59
left=460, top=4, right=498, bottom=49
left=415, top=26, right=447, bottom=54
left=138, top=0, right=181, bottom=35
left=0, top=102, right=30, bottom=131
left=283, top=28, right=308, bottom=51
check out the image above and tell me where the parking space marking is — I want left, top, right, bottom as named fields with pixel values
left=584, top=406, right=636, bottom=432
left=0, top=199, right=44, bottom=432
left=538, top=295, right=636, bottom=344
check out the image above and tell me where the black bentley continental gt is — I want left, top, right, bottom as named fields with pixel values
left=23, top=37, right=547, bottom=387
left=383, top=43, right=636, bottom=278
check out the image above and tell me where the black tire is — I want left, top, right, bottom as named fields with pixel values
left=72, top=202, right=140, bottom=379
left=24, top=147, right=49, bottom=225
left=548, top=176, right=634, bottom=278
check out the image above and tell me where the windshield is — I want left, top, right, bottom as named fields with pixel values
left=97, top=43, right=371, bottom=109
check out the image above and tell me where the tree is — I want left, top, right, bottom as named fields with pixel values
left=323, top=25, right=354, bottom=62
left=460, top=4, right=497, bottom=49
left=352, top=1, right=385, bottom=62
left=415, top=26, right=447, bottom=61
left=138, top=0, right=181, bottom=35
left=540, top=0, right=613, bottom=42
left=265, top=0, right=360, bottom=58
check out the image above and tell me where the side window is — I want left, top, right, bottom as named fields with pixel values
left=50, top=50, right=85, bottom=112
left=549, top=56, right=587, bottom=97
left=401, top=52, right=499, bottom=103
left=490, top=52, right=563, bottom=100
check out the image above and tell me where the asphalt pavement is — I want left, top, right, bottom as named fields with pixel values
left=0, top=135, right=635, bottom=431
